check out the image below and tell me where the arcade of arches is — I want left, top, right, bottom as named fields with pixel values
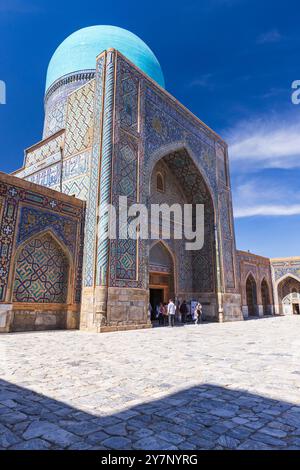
left=238, top=251, right=300, bottom=318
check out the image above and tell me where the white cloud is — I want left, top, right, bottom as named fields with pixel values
left=257, top=29, right=282, bottom=44
left=188, top=74, right=214, bottom=89
left=235, top=204, right=300, bottom=218
left=232, top=178, right=300, bottom=218
left=228, top=115, right=300, bottom=217
left=226, top=115, right=300, bottom=171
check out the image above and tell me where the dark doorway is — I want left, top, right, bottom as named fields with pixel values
left=150, top=288, right=164, bottom=321
left=261, top=279, right=270, bottom=315
left=246, top=274, right=257, bottom=316
left=293, top=304, right=300, bottom=315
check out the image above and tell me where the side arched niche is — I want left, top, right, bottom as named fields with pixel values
left=10, top=231, right=75, bottom=332
left=277, top=275, right=300, bottom=315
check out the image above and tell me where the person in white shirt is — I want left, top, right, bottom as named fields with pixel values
left=194, top=302, right=202, bottom=325
left=167, top=299, right=176, bottom=327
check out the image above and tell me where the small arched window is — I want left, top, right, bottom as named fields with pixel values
left=156, top=172, right=165, bottom=192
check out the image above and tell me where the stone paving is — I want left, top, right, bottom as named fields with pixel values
left=0, top=316, right=300, bottom=450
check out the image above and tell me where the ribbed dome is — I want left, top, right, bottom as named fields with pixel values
left=45, top=25, right=165, bottom=92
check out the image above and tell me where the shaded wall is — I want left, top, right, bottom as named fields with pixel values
left=0, top=173, right=85, bottom=333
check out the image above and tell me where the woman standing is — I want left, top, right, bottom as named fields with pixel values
left=194, top=302, right=202, bottom=325
left=158, top=302, right=164, bottom=326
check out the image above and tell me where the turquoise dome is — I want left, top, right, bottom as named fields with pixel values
left=46, top=25, right=165, bottom=92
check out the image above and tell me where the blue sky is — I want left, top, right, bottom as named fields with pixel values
left=0, top=0, right=299, bottom=257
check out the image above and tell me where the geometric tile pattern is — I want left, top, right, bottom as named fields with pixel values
left=216, top=142, right=227, bottom=185
left=115, top=138, right=138, bottom=200
left=83, top=55, right=105, bottom=287
left=223, top=239, right=235, bottom=289
left=219, top=190, right=232, bottom=240
left=144, top=84, right=218, bottom=197
left=117, top=60, right=139, bottom=137
left=114, top=239, right=137, bottom=281
left=25, top=132, right=64, bottom=167
left=13, top=233, right=68, bottom=304
left=0, top=178, right=84, bottom=303
left=272, top=259, right=300, bottom=282
left=64, top=80, right=95, bottom=158
left=43, top=97, right=67, bottom=139
left=96, top=51, right=116, bottom=286
left=109, top=58, right=140, bottom=286
left=62, top=175, right=90, bottom=201
left=24, top=151, right=90, bottom=201
left=17, top=206, right=77, bottom=256
left=219, top=189, right=235, bottom=289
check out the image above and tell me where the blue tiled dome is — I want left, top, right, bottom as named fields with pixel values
left=46, top=25, right=165, bottom=92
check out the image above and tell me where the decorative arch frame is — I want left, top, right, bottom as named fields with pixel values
left=276, top=272, right=300, bottom=288
left=245, top=270, right=257, bottom=284
left=147, top=144, right=218, bottom=295
left=147, top=142, right=217, bottom=219
left=275, top=273, right=300, bottom=315
left=8, top=228, right=75, bottom=305
left=156, top=171, right=165, bottom=193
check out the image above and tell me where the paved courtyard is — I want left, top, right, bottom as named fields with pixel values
left=0, top=316, right=300, bottom=450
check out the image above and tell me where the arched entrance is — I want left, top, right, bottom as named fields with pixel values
left=149, top=242, right=174, bottom=321
left=246, top=274, right=257, bottom=316
left=12, top=232, right=70, bottom=303
left=261, top=278, right=270, bottom=315
left=277, top=276, right=300, bottom=315
left=148, top=148, right=216, bottom=319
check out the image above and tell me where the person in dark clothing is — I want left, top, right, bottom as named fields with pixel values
left=158, top=302, right=164, bottom=325
left=179, top=300, right=188, bottom=323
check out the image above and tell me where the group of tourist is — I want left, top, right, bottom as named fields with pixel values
left=149, top=300, right=204, bottom=327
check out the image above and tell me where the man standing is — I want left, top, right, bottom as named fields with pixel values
left=167, top=299, right=176, bottom=327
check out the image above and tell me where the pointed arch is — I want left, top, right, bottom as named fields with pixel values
left=148, top=143, right=216, bottom=216
left=276, top=272, right=300, bottom=287
left=261, top=277, right=270, bottom=314
left=149, top=240, right=176, bottom=275
left=246, top=273, right=257, bottom=316
left=156, top=171, right=165, bottom=192
left=148, top=146, right=217, bottom=296
left=277, top=274, right=300, bottom=315
left=11, top=229, right=73, bottom=304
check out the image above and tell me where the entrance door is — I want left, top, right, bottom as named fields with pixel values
left=293, top=303, right=300, bottom=315
left=246, top=274, right=257, bottom=316
left=150, top=288, right=164, bottom=321
left=283, top=300, right=293, bottom=315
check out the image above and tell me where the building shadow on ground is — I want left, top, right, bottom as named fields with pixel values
left=0, top=379, right=300, bottom=450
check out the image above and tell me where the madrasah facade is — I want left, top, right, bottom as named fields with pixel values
left=0, top=25, right=299, bottom=333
